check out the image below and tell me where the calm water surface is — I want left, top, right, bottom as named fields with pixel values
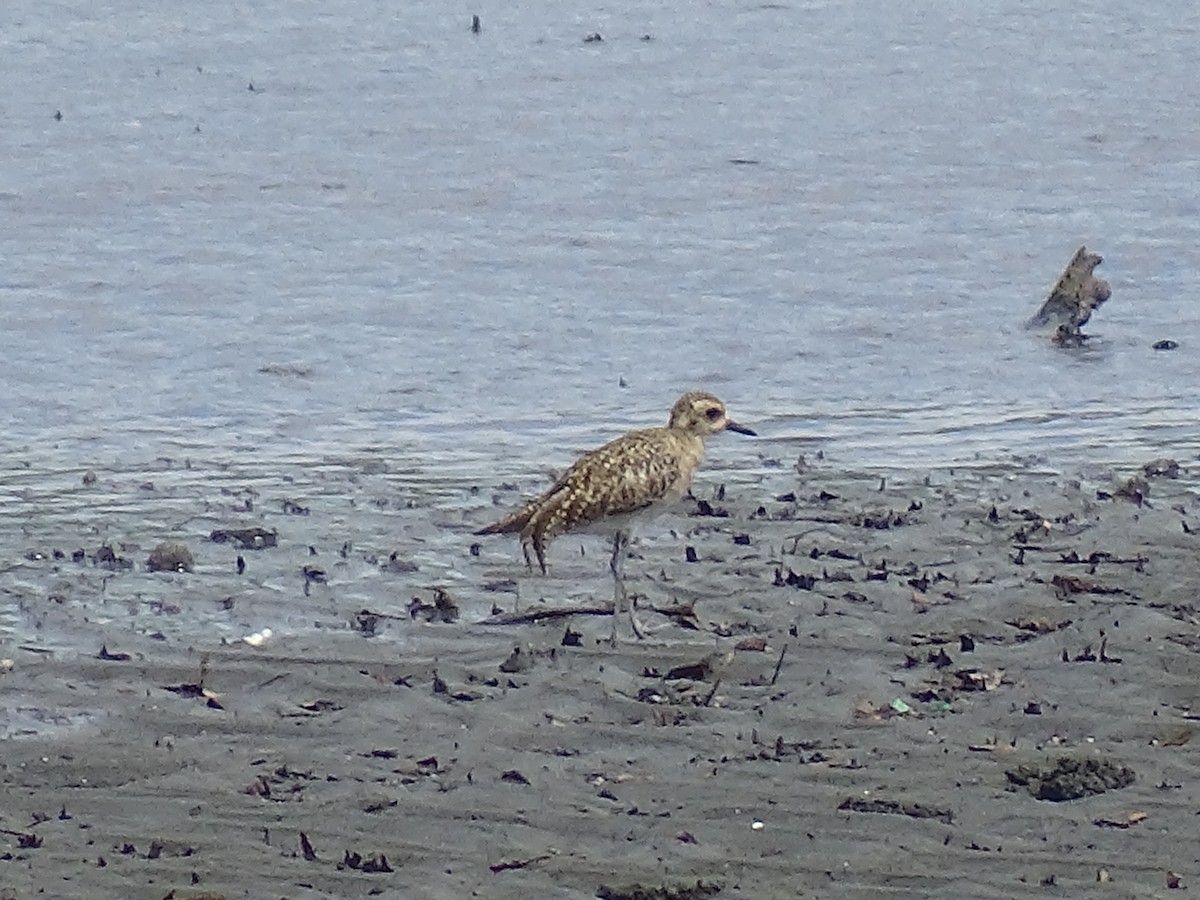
left=2, top=0, right=1199, bottom=488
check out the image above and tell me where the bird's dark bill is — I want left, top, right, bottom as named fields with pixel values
left=726, top=420, right=756, bottom=436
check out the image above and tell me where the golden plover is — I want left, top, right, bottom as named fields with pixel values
left=474, top=391, right=755, bottom=639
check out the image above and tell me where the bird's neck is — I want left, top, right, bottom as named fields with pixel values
left=669, top=429, right=707, bottom=466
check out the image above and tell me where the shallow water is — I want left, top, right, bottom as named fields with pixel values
left=2, top=0, right=1199, bottom=487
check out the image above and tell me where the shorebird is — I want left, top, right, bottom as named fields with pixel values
left=474, top=391, right=756, bottom=640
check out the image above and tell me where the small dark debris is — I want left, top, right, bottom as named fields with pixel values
left=489, top=851, right=554, bottom=873
left=385, top=551, right=419, bottom=573
left=210, top=527, right=277, bottom=550
left=648, top=601, right=701, bottom=630
left=501, top=769, right=530, bottom=785
left=162, top=681, right=223, bottom=710
left=409, top=588, right=460, bottom=623
left=339, top=850, right=393, bottom=873
left=837, top=797, right=953, bottom=824
left=93, top=544, right=131, bottom=570
left=300, top=832, right=318, bottom=861
left=1069, top=637, right=1122, bottom=664
left=355, top=611, right=382, bottom=636
left=15, top=832, right=42, bottom=849
left=732, top=533, right=751, bottom=545
left=693, top=499, right=729, bottom=517
left=583, top=32, right=603, bottom=42
left=471, top=14, right=481, bottom=33
left=97, top=645, right=131, bottom=662
left=562, top=627, right=583, bottom=647
left=1053, top=323, right=1088, bottom=347
left=296, top=699, right=343, bottom=714
left=853, top=510, right=907, bottom=529
left=664, top=657, right=717, bottom=681
left=499, top=645, right=534, bottom=674
left=928, top=648, right=953, bottom=668
left=735, top=637, right=767, bottom=652
left=774, top=567, right=816, bottom=590
left=364, top=798, right=398, bottom=815
left=416, top=756, right=439, bottom=772
left=596, top=879, right=723, bottom=900
left=685, top=546, right=698, bottom=563
left=1113, top=476, right=1150, bottom=506
left=1052, top=574, right=1123, bottom=597
left=1152, top=339, right=1178, bottom=350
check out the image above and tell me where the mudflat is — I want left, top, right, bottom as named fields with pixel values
left=3, top=453, right=1199, bottom=899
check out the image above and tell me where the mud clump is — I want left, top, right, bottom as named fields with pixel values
left=147, top=542, right=195, bottom=573
left=94, top=544, right=133, bottom=570
left=1142, top=458, right=1180, bottom=479
left=1006, top=755, right=1135, bottom=801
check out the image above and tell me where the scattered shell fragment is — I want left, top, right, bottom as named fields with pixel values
left=242, top=628, right=273, bottom=647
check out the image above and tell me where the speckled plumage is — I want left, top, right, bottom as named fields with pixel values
left=475, top=392, right=755, bottom=573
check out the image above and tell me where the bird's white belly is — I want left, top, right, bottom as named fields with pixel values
left=572, top=496, right=687, bottom=539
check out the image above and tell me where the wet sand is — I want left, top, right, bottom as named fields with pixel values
left=3, top=453, right=1200, bottom=899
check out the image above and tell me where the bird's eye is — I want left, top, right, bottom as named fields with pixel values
left=705, top=407, right=722, bottom=421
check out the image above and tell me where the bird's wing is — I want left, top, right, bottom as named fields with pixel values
left=534, top=430, right=684, bottom=534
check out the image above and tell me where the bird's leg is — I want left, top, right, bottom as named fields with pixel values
left=521, top=535, right=548, bottom=575
left=609, top=529, right=645, bottom=643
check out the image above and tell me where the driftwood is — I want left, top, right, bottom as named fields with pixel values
left=481, top=603, right=614, bottom=625
left=1027, top=246, right=1112, bottom=339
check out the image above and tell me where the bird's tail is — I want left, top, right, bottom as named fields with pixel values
left=473, top=502, right=536, bottom=536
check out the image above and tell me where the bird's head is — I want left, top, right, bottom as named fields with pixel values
left=668, top=391, right=756, bottom=439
